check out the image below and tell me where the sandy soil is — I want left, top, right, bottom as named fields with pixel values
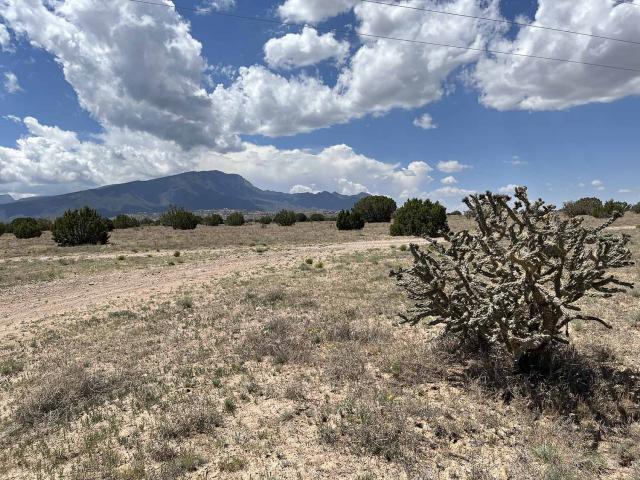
left=0, top=238, right=423, bottom=340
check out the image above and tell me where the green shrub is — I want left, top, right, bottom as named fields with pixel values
left=112, top=214, right=140, bottom=229
left=336, top=210, right=365, bottom=230
left=105, top=218, right=115, bottom=231
left=274, top=209, right=297, bottom=226
left=159, top=206, right=199, bottom=230
left=0, top=222, right=5, bottom=237
left=52, top=207, right=110, bottom=246
left=309, top=213, right=325, bottom=222
left=257, top=215, right=272, bottom=225
left=563, top=198, right=630, bottom=218
left=390, top=198, right=448, bottom=237
left=602, top=199, right=630, bottom=217
left=10, top=217, right=42, bottom=239
left=449, top=210, right=462, bottom=216
left=202, top=213, right=223, bottom=226
left=139, top=217, right=156, bottom=226
left=353, top=195, right=397, bottom=223
left=225, top=212, right=245, bottom=226
left=631, top=202, right=640, bottom=214
left=563, top=197, right=604, bottom=218
left=36, top=218, right=53, bottom=231
left=295, top=212, right=308, bottom=222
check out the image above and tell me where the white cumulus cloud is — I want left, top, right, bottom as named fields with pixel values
left=3, top=71, right=22, bottom=93
left=278, top=0, right=358, bottom=23
left=264, top=26, right=349, bottom=70
left=289, top=184, right=317, bottom=194
left=437, top=160, right=471, bottom=173
left=197, top=0, right=235, bottom=14
left=498, top=184, right=520, bottom=194
left=1, top=0, right=504, bottom=148
left=0, top=23, right=11, bottom=50
left=441, top=176, right=458, bottom=185
left=1, top=0, right=236, bottom=150
left=413, top=113, right=437, bottom=130
left=472, top=0, right=640, bottom=111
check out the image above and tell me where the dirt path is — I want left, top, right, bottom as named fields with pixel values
left=0, top=238, right=422, bottom=339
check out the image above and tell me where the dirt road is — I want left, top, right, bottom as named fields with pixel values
left=0, top=238, right=422, bottom=339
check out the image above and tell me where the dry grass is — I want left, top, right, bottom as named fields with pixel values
left=0, top=221, right=392, bottom=259
left=0, top=217, right=638, bottom=478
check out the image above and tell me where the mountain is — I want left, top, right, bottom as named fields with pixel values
left=0, top=194, right=14, bottom=205
left=0, top=171, right=368, bottom=221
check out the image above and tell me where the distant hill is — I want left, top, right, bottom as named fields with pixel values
left=0, top=194, right=14, bottom=205
left=0, top=171, right=368, bottom=221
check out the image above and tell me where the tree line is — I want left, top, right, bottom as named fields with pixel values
left=1, top=193, right=636, bottom=246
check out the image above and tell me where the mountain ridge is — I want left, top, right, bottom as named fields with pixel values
left=0, top=171, right=368, bottom=221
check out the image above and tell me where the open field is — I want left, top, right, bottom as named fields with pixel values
left=1, top=216, right=639, bottom=479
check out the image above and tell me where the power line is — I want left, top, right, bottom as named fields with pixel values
left=361, top=0, right=640, bottom=46
left=127, top=0, right=640, bottom=73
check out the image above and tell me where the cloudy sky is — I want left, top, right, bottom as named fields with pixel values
left=0, top=0, right=639, bottom=209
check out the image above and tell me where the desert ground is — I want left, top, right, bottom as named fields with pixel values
left=0, top=215, right=639, bottom=479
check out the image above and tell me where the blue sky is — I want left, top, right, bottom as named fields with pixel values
left=0, top=0, right=639, bottom=209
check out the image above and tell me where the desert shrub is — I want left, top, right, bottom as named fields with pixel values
left=449, top=210, right=462, bottom=216
left=309, top=213, right=325, bottom=222
left=564, top=198, right=629, bottom=218
left=139, top=217, right=155, bottom=226
left=112, top=214, right=140, bottom=229
left=257, top=215, right=272, bottom=225
left=225, top=212, right=245, bottom=226
left=392, top=187, right=634, bottom=361
left=157, top=399, right=222, bottom=439
left=319, top=391, right=417, bottom=462
left=336, top=210, right=364, bottom=230
left=36, top=218, right=53, bottom=231
left=274, top=209, right=297, bottom=226
left=563, top=197, right=604, bottom=218
left=602, top=199, right=630, bottom=216
left=219, top=456, right=248, bottom=473
left=390, top=198, right=447, bottom=237
left=202, top=213, right=223, bottom=226
left=159, top=206, right=199, bottom=230
left=353, top=195, right=397, bottom=223
left=296, top=212, right=308, bottom=222
left=10, top=217, right=42, bottom=239
left=241, top=317, right=310, bottom=365
left=52, top=207, right=110, bottom=246
left=0, top=222, right=5, bottom=236
left=105, top=218, right=115, bottom=231
left=631, top=202, right=640, bottom=214
left=15, top=364, right=121, bottom=428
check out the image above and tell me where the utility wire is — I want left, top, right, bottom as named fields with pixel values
left=127, top=0, right=640, bottom=73
left=360, top=0, right=640, bottom=46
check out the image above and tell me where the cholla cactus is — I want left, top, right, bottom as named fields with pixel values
left=391, top=187, right=634, bottom=357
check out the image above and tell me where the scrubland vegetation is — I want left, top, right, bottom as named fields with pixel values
left=0, top=192, right=639, bottom=479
